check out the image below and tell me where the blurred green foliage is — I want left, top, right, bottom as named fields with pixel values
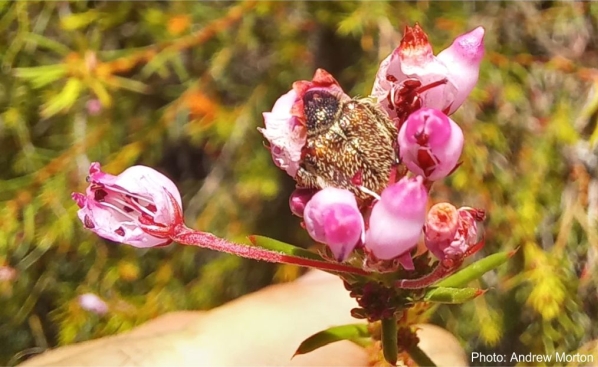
left=1, top=1, right=598, bottom=366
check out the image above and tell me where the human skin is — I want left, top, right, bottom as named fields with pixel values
left=19, top=271, right=468, bottom=367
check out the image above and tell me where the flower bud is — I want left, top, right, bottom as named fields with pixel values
left=398, top=108, right=463, bottom=181
left=72, top=162, right=182, bottom=248
left=303, top=188, right=364, bottom=262
left=372, top=24, right=485, bottom=120
left=365, top=176, right=428, bottom=265
left=289, top=188, right=317, bottom=217
left=437, top=27, right=485, bottom=114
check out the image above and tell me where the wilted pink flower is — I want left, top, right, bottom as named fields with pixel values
left=365, top=176, right=428, bottom=268
left=78, top=293, right=108, bottom=315
left=424, top=203, right=459, bottom=246
left=425, top=207, right=482, bottom=261
left=72, top=162, right=182, bottom=248
left=398, top=108, right=463, bottom=181
left=259, top=69, right=350, bottom=177
left=303, top=187, right=364, bottom=262
left=259, top=90, right=305, bottom=176
left=289, top=188, right=317, bottom=217
left=372, top=24, right=485, bottom=122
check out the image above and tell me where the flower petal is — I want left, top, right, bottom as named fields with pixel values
left=436, top=27, right=485, bottom=114
left=303, top=188, right=364, bottom=261
left=365, top=176, right=428, bottom=260
left=398, top=108, right=463, bottom=181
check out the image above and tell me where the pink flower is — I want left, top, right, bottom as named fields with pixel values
left=436, top=27, right=485, bottom=113
left=424, top=203, right=459, bottom=247
left=289, top=188, right=317, bottom=217
left=72, top=162, right=182, bottom=248
left=78, top=293, right=108, bottom=315
left=259, top=69, right=350, bottom=177
left=398, top=108, right=463, bottom=181
left=0, top=266, right=16, bottom=282
left=365, top=176, right=428, bottom=268
left=259, top=90, right=305, bottom=176
left=86, top=99, right=102, bottom=116
left=425, top=206, right=482, bottom=261
left=372, top=24, right=485, bottom=123
left=303, top=187, right=364, bottom=262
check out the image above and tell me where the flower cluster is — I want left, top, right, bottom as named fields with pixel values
left=259, top=24, right=486, bottom=272
left=70, top=22, right=494, bottom=367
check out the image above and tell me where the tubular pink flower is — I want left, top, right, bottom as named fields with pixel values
left=303, top=187, right=364, bottom=262
left=425, top=207, right=482, bottom=261
left=72, top=162, right=182, bottom=248
left=372, top=24, right=484, bottom=121
left=437, top=27, right=485, bottom=113
left=259, top=69, right=350, bottom=177
left=398, top=108, right=463, bottom=181
left=365, top=176, right=428, bottom=266
left=78, top=293, right=109, bottom=315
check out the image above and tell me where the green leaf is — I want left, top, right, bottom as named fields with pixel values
left=60, top=10, right=99, bottom=31
left=293, top=324, right=370, bottom=357
left=424, top=287, right=485, bottom=304
left=436, top=249, right=516, bottom=288
left=106, top=76, right=150, bottom=94
left=23, top=33, right=71, bottom=56
left=88, top=79, right=112, bottom=107
left=247, top=235, right=326, bottom=261
left=40, top=78, right=83, bottom=118
left=14, top=64, right=68, bottom=89
left=407, top=344, right=437, bottom=367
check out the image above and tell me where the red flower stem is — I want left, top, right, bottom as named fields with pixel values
left=171, top=224, right=369, bottom=276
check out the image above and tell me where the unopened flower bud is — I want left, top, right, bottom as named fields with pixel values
left=398, top=108, right=463, bottom=181
left=289, top=188, right=317, bottom=217
left=365, top=176, right=428, bottom=266
left=437, top=27, right=485, bottom=114
left=303, top=188, right=364, bottom=262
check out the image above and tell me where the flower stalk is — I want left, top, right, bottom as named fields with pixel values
left=381, top=317, right=398, bottom=365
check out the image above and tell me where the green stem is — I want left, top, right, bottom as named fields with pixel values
left=381, top=317, right=398, bottom=365
left=407, top=344, right=437, bottom=367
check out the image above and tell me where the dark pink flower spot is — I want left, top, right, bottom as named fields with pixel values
left=94, top=189, right=108, bottom=202
left=84, top=215, right=95, bottom=229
